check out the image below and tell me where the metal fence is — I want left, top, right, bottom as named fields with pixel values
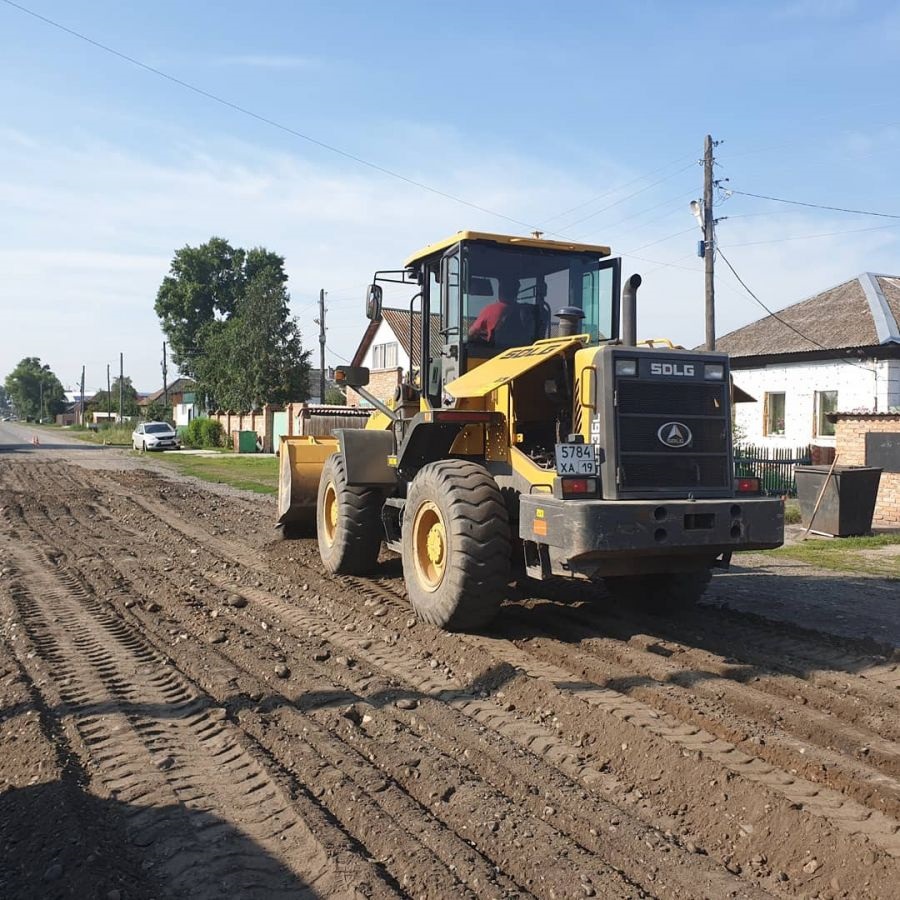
left=734, top=444, right=812, bottom=496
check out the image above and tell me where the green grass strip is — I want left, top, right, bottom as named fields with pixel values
left=150, top=453, right=278, bottom=495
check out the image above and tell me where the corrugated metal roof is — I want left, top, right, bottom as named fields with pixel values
left=716, top=274, right=900, bottom=358
left=380, top=308, right=443, bottom=362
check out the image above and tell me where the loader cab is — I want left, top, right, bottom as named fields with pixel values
left=409, top=233, right=620, bottom=407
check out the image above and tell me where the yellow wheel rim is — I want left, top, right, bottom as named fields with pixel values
left=322, top=481, right=338, bottom=546
left=412, top=500, right=447, bottom=592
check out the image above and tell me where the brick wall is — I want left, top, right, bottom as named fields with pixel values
left=347, top=367, right=402, bottom=409
left=834, top=413, right=900, bottom=527
left=208, top=407, right=273, bottom=451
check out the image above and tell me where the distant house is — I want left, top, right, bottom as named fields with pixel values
left=346, top=308, right=441, bottom=408
left=717, top=273, right=900, bottom=452
left=139, top=377, right=199, bottom=427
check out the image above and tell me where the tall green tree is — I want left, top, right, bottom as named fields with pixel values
left=155, top=237, right=287, bottom=378
left=4, top=358, right=66, bottom=421
left=0, top=385, right=10, bottom=416
left=195, top=268, right=310, bottom=411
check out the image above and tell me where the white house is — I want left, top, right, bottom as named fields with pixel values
left=347, top=308, right=440, bottom=407
left=717, top=273, right=900, bottom=452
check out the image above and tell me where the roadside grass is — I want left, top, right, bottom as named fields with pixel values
left=767, top=532, right=900, bottom=578
left=150, top=452, right=278, bottom=495
left=784, top=499, right=801, bottom=525
left=38, top=423, right=133, bottom=446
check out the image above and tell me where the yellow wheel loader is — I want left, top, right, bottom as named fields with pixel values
left=278, top=231, right=784, bottom=630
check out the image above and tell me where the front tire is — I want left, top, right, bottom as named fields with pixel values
left=316, top=453, right=383, bottom=575
left=402, top=459, right=510, bottom=631
left=603, top=569, right=712, bottom=614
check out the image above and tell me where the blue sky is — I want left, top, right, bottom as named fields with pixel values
left=2, top=0, right=899, bottom=392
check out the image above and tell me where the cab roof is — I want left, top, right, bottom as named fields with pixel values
left=404, top=231, right=612, bottom=268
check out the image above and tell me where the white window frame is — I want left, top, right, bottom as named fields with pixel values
left=372, top=341, right=399, bottom=369
left=764, top=391, right=786, bottom=436
left=815, top=390, right=838, bottom=438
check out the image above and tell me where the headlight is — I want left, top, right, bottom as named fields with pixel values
left=615, top=359, right=637, bottom=377
left=704, top=363, right=725, bottom=380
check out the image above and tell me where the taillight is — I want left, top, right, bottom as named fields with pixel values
left=734, top=476, right=760, bottom=494
left=561, top=477, right=597, bottom=498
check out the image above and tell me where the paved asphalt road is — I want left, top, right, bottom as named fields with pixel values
left=0, top=420, right=113, bottom=454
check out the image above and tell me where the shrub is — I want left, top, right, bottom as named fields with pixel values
left=184, top=418, right=224, bottom=448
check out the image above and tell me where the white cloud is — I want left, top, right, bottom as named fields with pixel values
left=2, top=125, right=897, bottom=390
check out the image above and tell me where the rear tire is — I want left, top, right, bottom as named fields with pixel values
left=316, top=453, right=383, bottom=575
left=402, top=459, right=510, bottom=631
left=603, top=569, right=712, bottom=614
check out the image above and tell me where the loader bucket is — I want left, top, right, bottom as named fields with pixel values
left=277, top=435, right=339, bottom=531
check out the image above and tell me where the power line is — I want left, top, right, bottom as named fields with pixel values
left=539, top=155, right=696, bottom=226
left=1, top=0, right=542, bottom=233
left=326, top=345, right=351, bottom=363
left=557, top=164, right=696, bottom=232
left=717, top=247, right=872, bottom=372
left=726, top=189, right=900, bottom=220
left=621, top=226, right=698, bottom=255
left=724, top=219, right=900, bottom=248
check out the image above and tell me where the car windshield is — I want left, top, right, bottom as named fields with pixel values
left=145, top=423, right=173, bottom=434
left=462, top=244, right=614, bottom=352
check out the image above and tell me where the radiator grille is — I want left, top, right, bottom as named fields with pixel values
left=615, top=376, right=730, bottom=494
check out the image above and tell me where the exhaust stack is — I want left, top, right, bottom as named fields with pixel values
left=621, top=274, right=642, bottom=347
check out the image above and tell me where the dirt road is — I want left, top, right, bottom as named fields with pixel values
left=1, top=433, right=899, bottom=898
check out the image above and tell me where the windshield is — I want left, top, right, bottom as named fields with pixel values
left=145, top=423, right=173, bottom=434
left=462, top=244, right=614, bottom=351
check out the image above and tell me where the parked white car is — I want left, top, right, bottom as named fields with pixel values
left=133, top=421, right=181, bottom=451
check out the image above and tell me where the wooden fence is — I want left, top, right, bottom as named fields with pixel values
left=734, top=444, right=812, bottom=496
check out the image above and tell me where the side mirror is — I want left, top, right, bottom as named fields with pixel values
left=365, top=284, right=383, bottom=321
left=335, top=366, right=370, bottom=389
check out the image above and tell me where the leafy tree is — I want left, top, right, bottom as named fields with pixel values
left=143, top=401, right=173, bottom=423
left=0, top=385, right=10, bottom=416
left=4, top=358, right=66, bottom=421
left=88, top=376, right=141, bottom=420
left=195, top=268, right=310, bottom=411
left=155, top=238, right=287, bottom=378
left=324, top=386, right=347, bottom=406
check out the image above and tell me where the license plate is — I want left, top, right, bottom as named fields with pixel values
left=554, top=442, right=597, bottom=475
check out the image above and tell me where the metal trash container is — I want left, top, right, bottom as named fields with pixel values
left=795, top=465, right=882, bottom=536
left=232, top=430, right=258, bottom=454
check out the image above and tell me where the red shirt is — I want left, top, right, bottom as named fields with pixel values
left=468, top=300, right=511, bottom=342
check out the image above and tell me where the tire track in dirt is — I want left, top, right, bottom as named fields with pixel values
left=494, top=605, right=900, bottom=816
left=7, top=469, right=666, bottom=898
left=14, top=498, right=528, bottom=898
left=110, top=474, right=900, bottom=889
left=26, top=470, right=774, bottom=898
left=7, top=460, right=900, bottom=897
left=0, top=532, right=395, bottom=898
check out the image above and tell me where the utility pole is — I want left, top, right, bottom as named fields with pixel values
left=316, top=289, right=327, bottom=403
left=79, top=366, right=85, bottom=427
left=119, top=353, right=124, bottom=423
left=162, top=342, right=168, bottom=413
left=106, top=364, right=111, bottom=424
left=703, top=134, right=716, bottom=351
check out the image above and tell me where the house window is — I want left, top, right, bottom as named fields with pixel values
left=372, top=341, right=398, bottom=369
left=764, top=392, right=785, bottom=436
left=815, top=390, right=838, bottom=437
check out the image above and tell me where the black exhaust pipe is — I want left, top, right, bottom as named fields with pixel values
left=621, top=273, right=642, bottom=347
